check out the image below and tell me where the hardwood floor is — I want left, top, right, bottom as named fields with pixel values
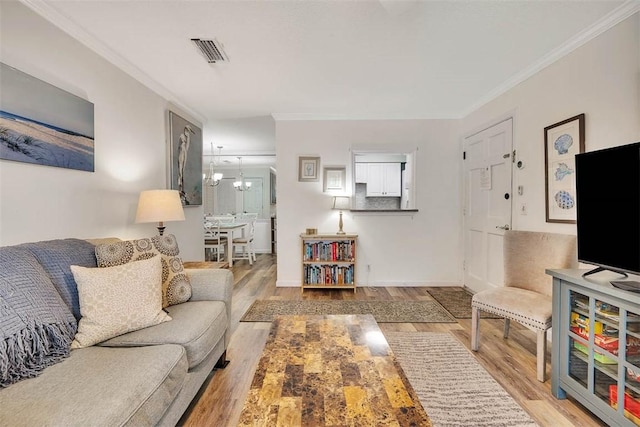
left=180, top=254, right=605, bottom=427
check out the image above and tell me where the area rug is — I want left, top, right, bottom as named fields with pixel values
left=426, top=287, right=502, bottom=319
left=240, top=300, right=456, bottom=323
left=386, top=332, right=538, bottom=427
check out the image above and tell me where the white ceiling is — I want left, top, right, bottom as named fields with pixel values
left=25, top=0, right=632, bottom=162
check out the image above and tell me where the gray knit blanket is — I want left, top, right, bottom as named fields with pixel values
left=0, top=244, right=80, bottom=387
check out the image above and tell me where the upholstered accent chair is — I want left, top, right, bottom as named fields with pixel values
left=471, top=230, right=578, bottom=382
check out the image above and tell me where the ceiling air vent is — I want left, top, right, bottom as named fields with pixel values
left=191, top=38, right=228, bottom=63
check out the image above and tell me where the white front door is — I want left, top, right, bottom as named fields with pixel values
left=463, top=118, right=513, bottom=293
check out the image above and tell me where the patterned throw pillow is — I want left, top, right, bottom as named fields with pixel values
left=94, top=234, right=191, bottom=307
left=70, top=256, right=172, bottom=349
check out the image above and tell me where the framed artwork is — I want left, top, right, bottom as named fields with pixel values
left=0, top=62, right=95, bottom=172
left=323, top=166, right=346, bottom=192
left=270, top=170, right=277, bottom=204
left=544, top=113, right=585, bottom=223
left=168, top=111, right=202, bottom=206
left=298, top=156, right=320, bottom=182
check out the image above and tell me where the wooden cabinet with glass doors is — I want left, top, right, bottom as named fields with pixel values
left=549, top=269, right=640, bottom=426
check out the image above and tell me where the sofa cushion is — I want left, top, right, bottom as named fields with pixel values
left=472, top=287, right=552, bottom=330
left=70, top=256, right=172, bottom=349
left=0, top=246, right=77, bottom=388
left=0, top=344, right=187, bottom=427
left=19, top=238, right=98, bottom=320
left=99, top=300, right=227, bottom=369
left=95, top=234, right=191, bottom=307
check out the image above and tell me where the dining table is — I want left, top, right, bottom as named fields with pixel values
left=215, top=221, right=247, bottom=267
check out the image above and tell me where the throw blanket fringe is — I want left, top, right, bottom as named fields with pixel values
left=1, top=321, right=76, bottom=388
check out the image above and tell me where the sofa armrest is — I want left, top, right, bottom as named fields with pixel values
left=185, top=268, right=233, bottom=348
left=186, top=268, right=233, bottom=303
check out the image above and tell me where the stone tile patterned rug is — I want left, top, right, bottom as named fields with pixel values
left=386, top=332, right=539, bottom=427
left=240, top=300, right=456, bottom=323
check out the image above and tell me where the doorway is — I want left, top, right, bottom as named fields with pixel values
left=463, top=118, right=513, bottom=293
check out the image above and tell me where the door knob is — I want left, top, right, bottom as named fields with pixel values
left=496, top=224, right=510, bottom=230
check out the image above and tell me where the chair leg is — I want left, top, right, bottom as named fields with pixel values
left=537, top=329, right=547, bottom=382
left=471, top=306, right=480, bottom=351
left=503, top=318, right=511, bottom=339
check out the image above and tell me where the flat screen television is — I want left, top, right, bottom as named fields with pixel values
left=575, top=141, right=640, bottom=279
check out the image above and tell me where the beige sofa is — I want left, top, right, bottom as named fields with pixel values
left=0, top=238, right=233, bottom=426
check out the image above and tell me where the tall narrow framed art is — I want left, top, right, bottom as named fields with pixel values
left=168, top=111, right=202, bottom=206
left=544, top=113, right=585, bottom=223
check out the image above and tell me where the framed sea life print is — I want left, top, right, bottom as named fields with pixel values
left=544, top=113, right=585, bottom=223
left=0, top=62, right=95, bottom=172
left=298, top=156, right=320, bottom=182
left=168, top=111, right=202, bottom=206
left=323, top=166, right=346, bottom=192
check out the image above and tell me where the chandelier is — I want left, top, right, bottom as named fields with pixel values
left=233, top=157, right=252, bottom=191
left=204, top=144, right=223, bottom=186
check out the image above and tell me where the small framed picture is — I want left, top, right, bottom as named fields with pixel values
left=298, top=156, right=320, bottom=182
left=323, top=166, right=346, bottom=192
left=544, top=113, right=585, bottom=223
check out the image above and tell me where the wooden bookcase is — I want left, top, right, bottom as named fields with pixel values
left=300, top=234, right=357, bottom=293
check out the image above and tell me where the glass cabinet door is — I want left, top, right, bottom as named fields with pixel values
left=568, top=291, right=621, bottom=411
left=622, top=308, right=640, bottom=425
left=567, top=289, right=640, bottom=426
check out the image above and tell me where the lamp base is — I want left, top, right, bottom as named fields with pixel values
left=337, top=211, right=345, bottom=235
left=157, top=225, right=166, bottom=236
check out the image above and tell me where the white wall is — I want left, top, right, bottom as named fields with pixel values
left=461, top=12, right=640, bottom=236
left=275, top=119, right=461, bottom=287
left=0, top=2, right=203, bottom=260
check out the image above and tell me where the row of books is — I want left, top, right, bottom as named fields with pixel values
left=572, top=295, right=640, bottom=324
left=303, top=264, right=354, bottom=285
left=303, top=241, right=355, bottom=262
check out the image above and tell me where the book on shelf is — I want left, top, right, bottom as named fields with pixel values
left=572, top=298, right=640, bottom=323
left=303, top=264, right=354, bottom=285
left=303, top=240, right=354, bottom=262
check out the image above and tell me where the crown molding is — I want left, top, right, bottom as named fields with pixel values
left=19, top=0, right=206, bottom=125
left=271, top=112, right=456, bottom=121
left=460, top=1, right=640, bottom=119
left=19, top=0, right=639, bottom=124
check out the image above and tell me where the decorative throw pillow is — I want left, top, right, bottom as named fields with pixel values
left=70, top=256, right=171, bottom=349
left=94, top=234, right=191, bottom=307
left=0, top=247, right=77, bottom=388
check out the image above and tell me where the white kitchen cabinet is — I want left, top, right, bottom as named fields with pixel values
left=355, top=163, right=368, bottom=183
left=366, top=163, right=401, bottom=197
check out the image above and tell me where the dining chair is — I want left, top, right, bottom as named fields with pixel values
left=204, top=219, right=227, bottom=262
left=232, top=218, right=257, bottom=265
left=208, top=214, right=235, bottom=224
left=470, top=230, right=577, bottom=382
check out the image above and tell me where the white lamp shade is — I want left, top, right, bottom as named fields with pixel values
left=135, top=190, right=185, bottom=224
left=332, top=196, right=350, bottom=210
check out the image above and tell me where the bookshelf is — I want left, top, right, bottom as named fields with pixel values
left=301, top=234, right=357, bottom=293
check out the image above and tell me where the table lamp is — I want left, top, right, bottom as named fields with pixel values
left=332, top=196, right=350, bottom=235
left=135, top=189, right=185, bottom=235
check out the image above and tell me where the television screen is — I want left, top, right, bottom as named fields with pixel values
left=575, top=142, right=640, bottom=276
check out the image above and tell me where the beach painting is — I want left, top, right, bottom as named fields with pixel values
left=0, top=62, right=94, bottom=172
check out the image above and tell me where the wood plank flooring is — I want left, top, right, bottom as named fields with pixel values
left=180, top=254, right=606, bottom=427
